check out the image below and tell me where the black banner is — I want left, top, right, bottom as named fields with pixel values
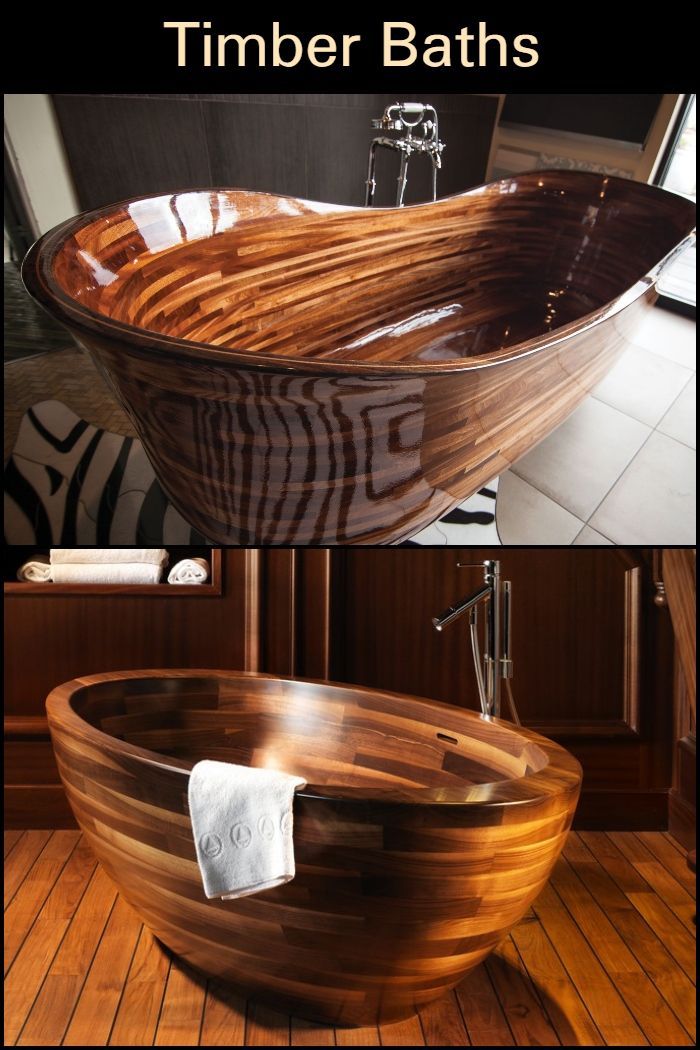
left=3, top=13, right=694, bottom=92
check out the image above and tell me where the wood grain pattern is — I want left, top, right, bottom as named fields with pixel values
left=45, top=669, right=581, bottom=1025
left=564, top=833, right=696, bottom=1041
left=4, top=830, right=52, bottom=907
left=108, top=927, right=171, bottom=1046
left=22, top=172, right=695, bottom=544
left=663, top=549, right=696, bottom=715
left=319, top=546, right=676, bottom=830
left=4, top=831, right=80, bottom=975
left=5, top=831, right=694, bottom=1045
left=4, top=831, right=23, bottom=858
left=3, top=549, right=259, bottom=830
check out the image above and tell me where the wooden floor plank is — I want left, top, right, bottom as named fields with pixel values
left=3, top=832, right=697, bottom=1047
left=486, top=935, right=561, bottom=1046
left=4, top=830, right=52, bottom=908
left=4, top=830, right=24, bottom=858
left=4, top=906, right=92, bottom=1044
left=578, top=832, right=652, bottom=894
left=62, top=895, right=143, bottom=1045
left=551, top=857, right=692, bottom=1045
left=626, top=892, right=697, bottom=983
left=245, top=1002, right=290, bottom=1046
left=531, top=882, right=649, bottom=1045
left=609, top=834, right=696, bottom=930
left=199, top=980, right=246, bottom=1046
left=335, top=1022, right=380, bottom=1045
left=4, top=831, right=80, bottom=975
left=581, top=834, right=697, bottom=982
left=637, top=834, right=696, bottom=899
left=379, top=1012, right=427, bottom=1046
left=663, top=832, right=689, bottom=857
left=8, top=835, right=96, bottom=991
left=291, top=1015, right=335, bottom=1045
left=109, top=929, right=171, bottom=1046
left=154, top=959, right=207, bottom=1046
left=566, top=835, right=696, bottom=1041
left=456, top=963, right=514, bottom=1046
left=511, top=914, right=604, bottom=1045
left=15, top=865, right=118, bottom=1046
left=419, top=990, right=470, bottom=1046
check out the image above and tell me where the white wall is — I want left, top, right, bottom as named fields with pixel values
left=4, top=94, right=80, bottom=235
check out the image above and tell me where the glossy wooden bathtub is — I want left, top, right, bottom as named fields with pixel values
left=46, top=670, right=581, bottom=1025
left=24, top=173, right=694, bottom=544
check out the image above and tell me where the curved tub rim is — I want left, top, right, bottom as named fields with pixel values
left=22, top=171, right=696, bottom=379
left=46, top=667, right=582, bottom=809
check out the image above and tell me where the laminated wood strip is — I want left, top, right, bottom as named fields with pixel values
left=24, top=173, right=695, bottom=544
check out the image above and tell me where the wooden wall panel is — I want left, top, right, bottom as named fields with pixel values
left=4, top=546, right=684, bottom=833
left=4, top=549, right=261, bottom=827
left=52, top=95, right=211, bottom=211
left=661, top=549, right=696, bottom=851
left=303, top=548, right=677, bottom=830
left=329, top=548, right=640, bottom=729
left=51, top=93, right=499, bottom=213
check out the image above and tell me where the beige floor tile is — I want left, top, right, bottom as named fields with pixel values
left=592, top=345, right=693, bottom=426
left=657, top=375, right=696, bottom=449
left=624, top=307, right=696, bottom=370
left=572, top=525, right=613, bottom=546
left=589, top=431, right=696, bottom=544
left=496, top=471, right=584, bottom=544
left=511, top=398, right=650, bottom=522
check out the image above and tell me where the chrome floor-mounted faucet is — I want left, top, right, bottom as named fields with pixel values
left=365, top=102, right=446, bottom=207
left=432, top=560, right=514, bottom=719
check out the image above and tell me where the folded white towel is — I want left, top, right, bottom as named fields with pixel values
left=17, top=555, right=52, bottom=582
left=50, top=563, right=163, bottom=585
left=50, top=548, right=169, bottom=566
left=168, top=558, right=210, bottom=585
left=188, top=761, right=307, bottom=900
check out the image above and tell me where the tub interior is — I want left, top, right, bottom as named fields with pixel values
left=70, top=676, right=548, bottom=792
left=47, top=173, right=694, bottom=366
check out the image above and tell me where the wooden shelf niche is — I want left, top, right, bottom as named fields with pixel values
left=4, top=548, right=222, bottom=597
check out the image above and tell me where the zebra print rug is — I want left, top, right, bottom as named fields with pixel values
left=4, top=401, right=500, bottom=546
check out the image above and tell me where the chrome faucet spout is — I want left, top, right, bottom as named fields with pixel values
left=432, top=585, right=491, bottom=631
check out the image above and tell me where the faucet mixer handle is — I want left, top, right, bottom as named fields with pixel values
left=456, top=561, right=489, bottom=568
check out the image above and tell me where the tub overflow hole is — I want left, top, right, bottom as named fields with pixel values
left=437, top=732, right=459, bottom=745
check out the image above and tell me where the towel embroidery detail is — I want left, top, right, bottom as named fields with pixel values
left=258, top=815, right=276, bottom=841
left=280, top=812, right=293, bottom=836
left=230, top=823, right=253, bottom=849
left=199, top=833, right=222, bottom=858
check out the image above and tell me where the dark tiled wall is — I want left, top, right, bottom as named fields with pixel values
left=52, top=94, right=499, bottom=211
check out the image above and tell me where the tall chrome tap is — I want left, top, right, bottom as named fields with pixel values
left=365, top=102, right=445, bottom=207
left=432, top=559, right=514, bottom=719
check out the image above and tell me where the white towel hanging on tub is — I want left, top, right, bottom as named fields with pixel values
left=188, top=761, right=307, bottom=900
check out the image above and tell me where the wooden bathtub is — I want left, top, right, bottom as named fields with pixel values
left=24, top=172, right=694, bottom=544
left=46, top=670, right=581, bottom=1024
